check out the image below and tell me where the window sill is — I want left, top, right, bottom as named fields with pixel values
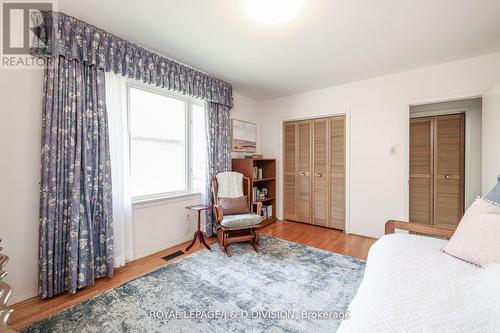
left=132, top=192, right=202, bottom=208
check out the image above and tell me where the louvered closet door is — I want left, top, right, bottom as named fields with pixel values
left=329, top=116, right=345, bottom=230
left=434, top=114, right=464, bottom=229
left=312, top=119, right=329, bottom=226
left=283, top=122, right=298, bottom=220
left=409, top=118, right=433, bottom=225
left=297, top=121, right=312, bottom=223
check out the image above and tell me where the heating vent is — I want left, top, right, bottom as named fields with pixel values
left=161, top=250, right=184, bottom=262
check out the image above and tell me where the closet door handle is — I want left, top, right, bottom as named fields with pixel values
left=444, top=175, right=451, bottom=179
left=300, top=172, right=306, bottom=176
left=317, top=173, right=323, bottom=178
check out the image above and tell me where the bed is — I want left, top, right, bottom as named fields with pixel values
left=337, top=221, right=500, bottom=333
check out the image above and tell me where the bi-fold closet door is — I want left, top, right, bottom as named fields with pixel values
left=409, top=114, right=465, bottom=229
left=283, top=116, right=345, bottom=230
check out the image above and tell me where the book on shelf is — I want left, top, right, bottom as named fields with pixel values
left=252, top=187, right=268, bottom=202
left=260, top=204, right=273, bottom=219
left=252, top=167, right=263, bottom=180
left=260, top=205, right=267, bottom=218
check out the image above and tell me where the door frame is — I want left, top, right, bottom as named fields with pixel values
left=280, top=109, right=351, bottom=234
left=404, top=96, right=482, bottom=222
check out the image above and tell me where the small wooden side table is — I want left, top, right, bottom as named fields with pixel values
left=185, top=205, right=212, bottom=252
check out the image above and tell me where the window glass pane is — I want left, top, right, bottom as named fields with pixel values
left=131, top=139, right=186, bottom=197
left=129, top=87, right=185, bottom=141
left=129, top=86, right=187, bottom=198
left=191, top=104, right=206, bottom=192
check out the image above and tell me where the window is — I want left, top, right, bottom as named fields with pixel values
left=129, top=85, right=206, bottom=200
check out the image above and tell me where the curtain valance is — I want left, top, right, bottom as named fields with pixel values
left=31, top=11, right=233, bottom=108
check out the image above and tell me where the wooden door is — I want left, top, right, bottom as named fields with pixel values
left=283, top=116, right=346, bottom=228
left=312, top=119, right=329, bottom=226
left=297, top=121, right=312, bottom=223
left=329, top=116, right=345, bottom=230
left=409, top=114, right=464, bottom=229
left=409, top=117, right=433, bottom=225
left=283, top=122, right=298, bottom=220
left=433, top=114, right=465, bottom=229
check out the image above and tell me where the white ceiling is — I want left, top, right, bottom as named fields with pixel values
left=59, top=0, right=500, bottom=100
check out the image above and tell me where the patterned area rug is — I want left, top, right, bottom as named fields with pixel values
left=24, top=237, right=366, bottom=333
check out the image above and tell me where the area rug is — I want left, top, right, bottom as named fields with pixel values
left=23, top=237, right=366, bottom=333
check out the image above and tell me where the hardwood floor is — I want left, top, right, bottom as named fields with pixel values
left=263, top=220, right=376, bottom=259
left=10, top=220, right=376, bottom=330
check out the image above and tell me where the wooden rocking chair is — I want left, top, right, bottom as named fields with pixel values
left=211, top=172, right=264, bottom=256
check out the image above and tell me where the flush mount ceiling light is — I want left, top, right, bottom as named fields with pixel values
left=242, top=0, right=303, bottom=25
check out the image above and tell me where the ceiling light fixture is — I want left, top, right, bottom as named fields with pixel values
left=242, top=0, right=303, bottom=25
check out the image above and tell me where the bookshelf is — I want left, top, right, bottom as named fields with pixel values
left=232, top=158, right=277, bottom=227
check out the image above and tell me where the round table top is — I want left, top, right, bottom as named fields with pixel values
left=185, top=204, right=211, bottom=211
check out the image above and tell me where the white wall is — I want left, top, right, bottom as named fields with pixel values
left=230, top=92, right=261, bottom=156
left=482, top=80, right=500, bottom=193
left=0, top=69, right=44, bottom=304
left=0, top=65, right=260, bottom=304
left=259, top=52, right=500, bottom=238
left=131, top=195, right=201, bottom=260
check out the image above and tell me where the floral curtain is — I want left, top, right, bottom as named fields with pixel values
left=33, top=11, right=234, bottom=294
left=39, top=56, right=113, bottom=298
left=31, top=11, right=233, bottom=108
left=204, top=102, right=232, bottom=236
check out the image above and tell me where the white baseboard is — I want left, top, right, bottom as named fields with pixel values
left=9, top=287, right=38, bottom=306
left=133, top=235, right=195, bottom=260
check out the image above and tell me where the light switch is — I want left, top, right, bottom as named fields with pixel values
left=390, top=145, right=398, bottom=155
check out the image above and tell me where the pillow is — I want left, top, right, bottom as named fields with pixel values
left=218, top=196, right=250, bottom=215
left=442, top=197, right=500, bottom=267
left=484, top=175, right=500, bottom=205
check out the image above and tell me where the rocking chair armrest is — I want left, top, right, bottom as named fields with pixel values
left=213, top=204, right=224, bottom=222
left=252, top=201, right=263, bottom=214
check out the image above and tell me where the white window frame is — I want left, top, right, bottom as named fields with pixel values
left=127, top=81, right=205, bottom=203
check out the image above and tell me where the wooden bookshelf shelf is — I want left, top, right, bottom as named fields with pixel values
left=252, top=178, right=275, bottom=183
left=232, top=158, right=277, bottom=227
left=254, top=197, right=275, bottom=203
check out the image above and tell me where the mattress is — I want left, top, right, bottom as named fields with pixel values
left=337, top=233, right=500, bottom=332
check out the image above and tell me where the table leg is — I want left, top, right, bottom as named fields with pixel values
left=199, top=230, right=211, bottom=251
left=185, top=209, right=211, bottom=252
left=185, top=232, right=197, bottom=252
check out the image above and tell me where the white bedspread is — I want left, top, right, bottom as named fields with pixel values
left=338, top=234, right=500, bottom=333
